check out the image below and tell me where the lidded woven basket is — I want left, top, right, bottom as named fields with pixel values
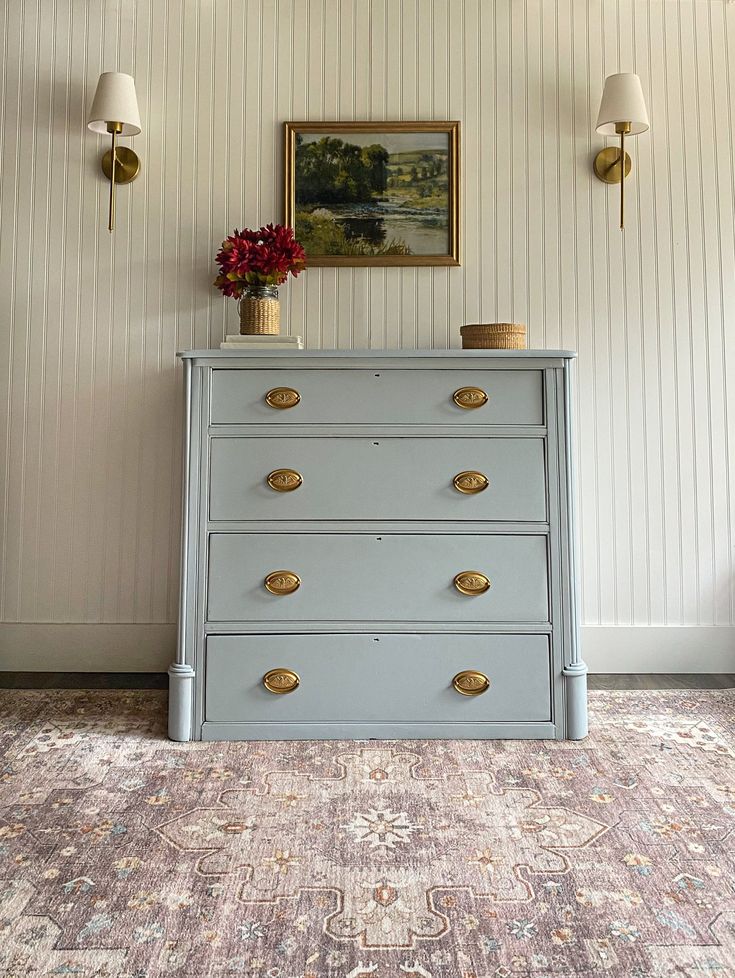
left=461, top=322, right=527, bottom=350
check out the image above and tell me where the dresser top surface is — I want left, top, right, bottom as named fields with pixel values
left=178, top=348, right=576, bottom=361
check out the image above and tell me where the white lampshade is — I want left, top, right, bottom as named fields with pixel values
left=595, top=72, right=649, bottom=136
left=87, top=72, right=141, bottom=135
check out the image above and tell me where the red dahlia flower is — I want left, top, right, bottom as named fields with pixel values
left=213, top=224, right=306, bottom=298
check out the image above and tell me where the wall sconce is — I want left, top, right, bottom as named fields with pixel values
left=87, top=72, right=141, bottom=232
left=593, top=72, right=649, bottom=230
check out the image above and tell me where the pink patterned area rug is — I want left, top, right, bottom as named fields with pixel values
left=1, top=689, right=734, bottom=978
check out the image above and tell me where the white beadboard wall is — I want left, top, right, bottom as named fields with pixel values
left=1, top=0, right=734, bottom=671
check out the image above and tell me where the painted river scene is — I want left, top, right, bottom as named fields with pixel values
left=293, top=131, right=451, bottom=258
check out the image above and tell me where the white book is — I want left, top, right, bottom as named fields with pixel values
left=223, top=334, right=303, bottom=345
left=220, top=339, right=304, bottom=350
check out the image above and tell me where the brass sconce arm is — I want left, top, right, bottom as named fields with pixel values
left=615, top=120, right=631, bottom=230
left=101, top=122, right=140, bottom=232
left=106, top=121, right=122, bottom=232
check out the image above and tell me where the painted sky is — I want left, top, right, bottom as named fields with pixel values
left=300, top=131, right=449, bottom=154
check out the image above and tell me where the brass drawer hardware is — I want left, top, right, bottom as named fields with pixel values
left=453, top=571, right=491, bottom=595
left=267, top=469, right=303, bottom=492
left=264, top=570, right=301, bottom=595
left=263, top=668, right=300, bottom=694
left=453, top=386, right=488, bottom=409
left=265, top=387, right=301, bottom=409
left=453, top=470, right=489, bottom=494
left=452, top=670, right=490, bottom=696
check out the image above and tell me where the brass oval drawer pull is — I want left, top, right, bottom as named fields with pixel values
left=265, top=387, right=301, bottom=409
left=264, top=570, right=301, bottom=595
left=267, top=469, right=303, bottom=492
left=453, top=471, right=489, bottom=494
left=453, top=386, right=488, bottom=409
left=453, top=571, right=491, bottom=595
left=452, top=670, right=490, bottom=696
left=263, top=668, right=300, bottom=694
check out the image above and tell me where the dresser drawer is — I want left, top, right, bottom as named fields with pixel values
left=210, top=368, right=544, bottom=426
left=209, top=436, right=547, bottom=522
left=207, top=532, right=549, bottom=622
left=204, top=633, right=552, bottom=723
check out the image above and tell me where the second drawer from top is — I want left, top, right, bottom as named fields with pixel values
left=209, top=436, right=547, bottom=522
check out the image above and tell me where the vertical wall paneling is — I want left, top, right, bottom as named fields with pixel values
left=0, top=0, right=734, bottom=641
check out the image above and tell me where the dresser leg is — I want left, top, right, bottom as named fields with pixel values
left=563, top=663, right=589, bottom=740
left=168, top=663, right=195, bottom=741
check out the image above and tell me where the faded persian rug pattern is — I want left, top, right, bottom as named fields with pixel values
left=0, top=689, right=734, bottom=977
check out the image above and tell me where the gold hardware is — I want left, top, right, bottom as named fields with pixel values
left=453, top=471, right=489, bottom=494
left=264, top=570, right=301, bottom=595
left=452, top=670, right=490, bottom=696
left=265, top=387, right=300, bottom=409
left=592, top=146, right=631, bottom=183
left=453, top=387, right=488, bottom=410
left=263, top=668, right=300, bottom=694
left=267, top=469, right=303, bottom=492
left=101, top=144, right=141, bottom=183
left=87, top=72, right=143, bottom=234
left=453, top=571, right=491, bottom=595
left=100, top=122, right=141, bottom=233
left=593, top=121, right=632, bottom=229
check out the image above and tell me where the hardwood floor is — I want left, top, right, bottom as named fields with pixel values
left=588, top=673, right=735, bottom=690
left=0, top=672, right=169, bottom=689
left=0, top=673, right=733, bottom=690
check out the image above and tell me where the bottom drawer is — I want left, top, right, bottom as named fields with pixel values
left=204, top=633, right=552, bottom=724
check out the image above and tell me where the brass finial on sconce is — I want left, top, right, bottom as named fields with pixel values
left=593, top=73, right=649, bottom=229
left=87, top=72, right=142, bottom=232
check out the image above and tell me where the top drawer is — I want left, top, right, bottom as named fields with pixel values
left=210, top=368, right=544, bottom=426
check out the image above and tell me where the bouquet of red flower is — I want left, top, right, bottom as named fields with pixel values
left=214, top=224, right=306, bottom=299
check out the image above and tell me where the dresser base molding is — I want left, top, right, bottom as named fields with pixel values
left=168, top=663, right=195, bottom=742
left=200, top=720, right=558, bottom=741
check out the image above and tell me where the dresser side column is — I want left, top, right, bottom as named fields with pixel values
left=560, top=358, right=588, bottom=738
left=169, top=357, right=196, bottom=741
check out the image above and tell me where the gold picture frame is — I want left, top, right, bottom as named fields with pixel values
left=284, top=121, right=460, bottom=267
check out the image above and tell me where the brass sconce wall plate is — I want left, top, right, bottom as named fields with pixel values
left=592, top=146, right=631, bottom=185
left=101, top=146, right=141, bottom=185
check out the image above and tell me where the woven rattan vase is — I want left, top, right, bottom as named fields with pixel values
left=239, top=285, right=280, bottom=335
left=461, top=322, right=527, bottom=350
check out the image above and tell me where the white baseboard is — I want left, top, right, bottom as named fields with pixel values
left=0, top=623, right=733, bottom=674
left=581, top=625, right=735, bottom=673
left=0, top=623, right=175, bottom=672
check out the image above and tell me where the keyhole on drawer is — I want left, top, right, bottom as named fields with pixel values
left=376, top=537, right=382, bottom=542
left=373, top=442, right=380, bottom=447
left=374, top=373, right=381, bottom=377
left=373, top=637, right=380, bottom=642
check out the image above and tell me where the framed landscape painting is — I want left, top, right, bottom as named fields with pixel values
left=284, top=121, right=460, bottom=266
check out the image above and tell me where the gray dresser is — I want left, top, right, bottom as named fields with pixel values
left=169, top=350, right=587, bottom=742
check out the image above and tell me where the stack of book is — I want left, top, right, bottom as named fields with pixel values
left=220, top=334, right=304, bottom=351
